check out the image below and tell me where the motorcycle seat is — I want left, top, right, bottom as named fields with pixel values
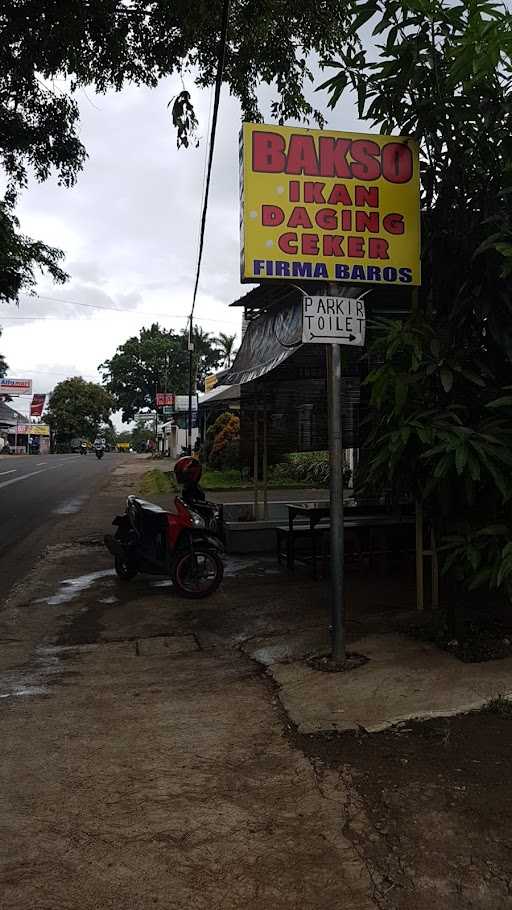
left=128, top=496, right=170, bottom=516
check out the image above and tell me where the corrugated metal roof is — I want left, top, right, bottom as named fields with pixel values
left=0, top=401, right=26, bottom=426
left=198, top=385, right=241, bottom=407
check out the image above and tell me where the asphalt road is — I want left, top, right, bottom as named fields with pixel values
left=0, top=452, right=118, bottom=596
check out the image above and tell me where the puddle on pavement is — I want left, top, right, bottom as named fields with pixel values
left=148, top=556, right=280, bottom=587
left=0, top=644, right=78, bottom=701
left=99, top=596, right=119, bottom=604
left=224, top=555, right=281, bottom=577
left=0, top=685, right=48, bottom=699
left=35, top=569, right=115, bottom=606
left=53, top=496, right=88, bottom=515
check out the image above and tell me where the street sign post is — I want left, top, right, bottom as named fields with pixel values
left=302, top=290, right=366, bottom=664
left=302, top=295, right=365, bottom=346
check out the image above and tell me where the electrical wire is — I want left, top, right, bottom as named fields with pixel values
left=0, top=293, right=237, bottom=325
left=0, top=312, right=238, bottom=325
left=188, top=0, right=231, bottom=336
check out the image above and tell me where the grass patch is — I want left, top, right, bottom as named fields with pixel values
left=202, top=469, right=252, bottom=490
left=139, top=469, right=177, bottom=496
left=484, top=696, right=512, bottom=717
left=201, top=468, right=313, bottom=491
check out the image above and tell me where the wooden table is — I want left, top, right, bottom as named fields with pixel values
left=280, top=502, right=414, bottom=573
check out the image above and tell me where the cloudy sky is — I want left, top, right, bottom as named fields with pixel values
left=0, top=67, right=364, bottom=425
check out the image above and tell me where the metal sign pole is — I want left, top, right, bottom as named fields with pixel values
left=327, top=342, right=345, bottom=663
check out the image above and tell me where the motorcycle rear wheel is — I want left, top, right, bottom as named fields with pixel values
left=172, top=548, right=223, bottom=599
left=114, top=556, right=138, bottom=580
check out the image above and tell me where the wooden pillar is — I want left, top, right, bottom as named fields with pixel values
left=416, top=500, right=424, bottom=611
left=431, top=526, right=439, bottom=609
left=262, top=393, right=269, bottom=519
left=253, top=392, right=260, bottom=519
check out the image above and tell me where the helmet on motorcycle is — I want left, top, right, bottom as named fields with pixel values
left=174, top=456, right=202, bottom=485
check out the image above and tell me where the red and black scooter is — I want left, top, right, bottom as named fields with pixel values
left=104, top=457, right=224, bottom=599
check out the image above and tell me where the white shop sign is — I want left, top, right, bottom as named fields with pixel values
left=174, top=395, right=198, bottom=412
left=302, top=296, right=366, bottom=346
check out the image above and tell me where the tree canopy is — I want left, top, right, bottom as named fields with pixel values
left=321, top=0, right=512, bottom=597
left=1, top=0, right=351, bottom=303
left=99, top=323, right=223, bottom=422
left=0, top=328, right=7, bottom=379
left=0, top=201, right=68, bottom=304
left=46, top=376, right=114, bottom=442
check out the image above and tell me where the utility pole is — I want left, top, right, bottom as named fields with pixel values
left=154, top=381, right=158, bottom=454
left=187, top=328, right=194, bottom=456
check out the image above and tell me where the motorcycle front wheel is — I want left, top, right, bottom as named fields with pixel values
left=172, top=548, right=223, bottom=599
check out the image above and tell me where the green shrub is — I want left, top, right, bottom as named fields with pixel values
left=278, top=451, right=351, bottom=487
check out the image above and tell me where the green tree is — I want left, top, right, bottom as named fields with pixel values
left=216, top=332, right=238, bottom=368
left=100, top=324, right=188, bottom=422
left=1, top=0, right=351, bottom=303
left=46, top=376, right=114, bottom=444
left=100, top=323, right=223, bottom=421
left=0, top=201, right=67, bottom=304
left=321, top=0, right=512, bottom=595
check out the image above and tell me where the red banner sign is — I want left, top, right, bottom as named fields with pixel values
left=30, top=394, right=46, bottom=417
left=156, top=393, right=175, bottom=407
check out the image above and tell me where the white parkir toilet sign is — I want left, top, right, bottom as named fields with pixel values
left=302, top=295, right=366, bottom=346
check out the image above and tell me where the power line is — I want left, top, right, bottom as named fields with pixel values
left=187, top=0, right=230, bottom=454
left=0, top=300, right=239, bottom=325
left=0, top=313, right=238, bottom=325
left=189, top=0, right=230, bottom=329
left=16, top=292, right=239, bottom=323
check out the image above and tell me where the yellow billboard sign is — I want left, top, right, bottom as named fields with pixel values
left=204, top=373, right=219, bottom=392
left=240, top=123, right=420, bottom=287
left=15, top=423, right=50, bottom=436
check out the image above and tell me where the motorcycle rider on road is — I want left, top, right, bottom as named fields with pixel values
left=93, top=437, right=105, bottom=459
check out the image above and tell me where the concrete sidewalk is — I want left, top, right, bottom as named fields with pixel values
left=268, top=633, right=512, bottom=734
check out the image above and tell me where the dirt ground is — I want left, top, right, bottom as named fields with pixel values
left=1, top=459, right=512, bottom=909
left=295, top=709, right=512, bottom=909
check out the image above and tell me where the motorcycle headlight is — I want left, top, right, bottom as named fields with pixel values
left=190, top=512, right=205, bottom=528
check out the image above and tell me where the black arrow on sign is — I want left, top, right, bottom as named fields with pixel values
left=308, top=332, right=357, bottom=342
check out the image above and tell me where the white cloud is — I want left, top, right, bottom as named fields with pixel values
left=0, top=64, right=365, bottom=425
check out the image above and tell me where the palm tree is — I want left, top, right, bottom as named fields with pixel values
left=217, top=332, right=238, bottom=368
